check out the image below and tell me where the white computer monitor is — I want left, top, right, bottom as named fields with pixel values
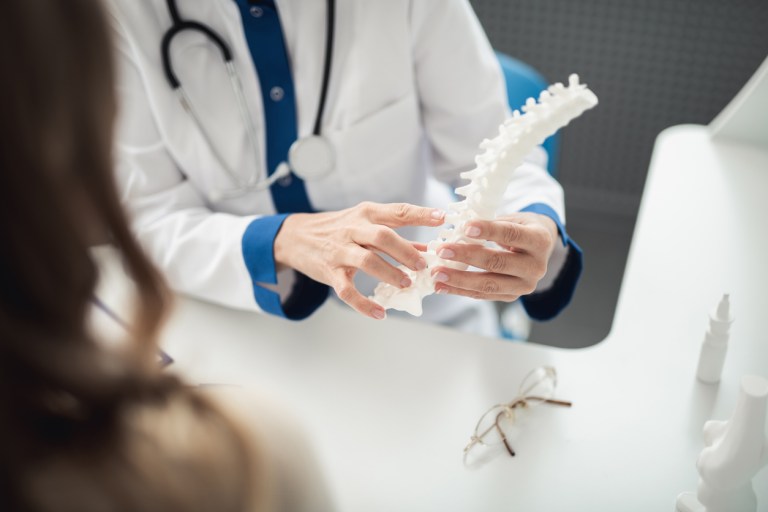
left=710, top=55, right=768, bottom=148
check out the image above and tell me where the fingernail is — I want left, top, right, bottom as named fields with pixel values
left=465, top=225, right=481, bottom=237
left=431, top=209, right=445, bottom=220
left=438, top=248, right=455, bottom=259
left=400, top=277, right=412, bottom=288
left=434, top=272, right=449, bottom=283
left=372, top=308, right=386, bottom=320
left=415, top=258, right=427, bottom=271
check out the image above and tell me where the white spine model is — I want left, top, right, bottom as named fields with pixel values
left=675, top=375, right=768, bottom=512
left=371, top=75, right=599, bottom=316
left=696, top=294, right=734, bottom=384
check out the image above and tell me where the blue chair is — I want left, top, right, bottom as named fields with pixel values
left=495, top=52, right=560, bottom=177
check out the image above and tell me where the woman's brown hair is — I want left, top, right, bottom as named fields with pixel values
left=0, top=1, right=261, bottom=510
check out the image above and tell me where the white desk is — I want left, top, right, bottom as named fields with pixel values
left=103, top=125, right=768, bottom=511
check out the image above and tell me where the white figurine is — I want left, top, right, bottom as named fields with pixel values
left=696, top=294, right=734, bottom=384
left=371, top=74, right=599, bottom=315
left=675, top=375, right=768, bottom=512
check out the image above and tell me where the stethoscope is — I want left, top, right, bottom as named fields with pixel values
left=161, top=0, right=336, bottom=199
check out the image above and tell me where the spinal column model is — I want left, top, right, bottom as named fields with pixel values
left=371, top=74, right=599, bottom=316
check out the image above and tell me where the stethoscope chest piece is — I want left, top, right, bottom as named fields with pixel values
left=288, top=135, right=335, bottom=180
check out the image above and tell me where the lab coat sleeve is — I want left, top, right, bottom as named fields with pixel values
left=409, top=0, right=582, bottom=320
left=518, top=203, right=583, bottom=320
left=109, top=12, right=327, bottom=319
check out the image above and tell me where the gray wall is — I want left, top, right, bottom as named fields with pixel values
left=471, top=0, right=768, bottom=217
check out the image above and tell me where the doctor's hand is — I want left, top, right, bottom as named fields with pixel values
left=274, top=202, right=445, bottom=319
left=431, top=212, right=559, bottom=302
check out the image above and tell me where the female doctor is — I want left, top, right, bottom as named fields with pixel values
left=106, top=0, right=582, bottom=336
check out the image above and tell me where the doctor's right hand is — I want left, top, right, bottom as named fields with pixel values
left=274, top=202, right=445, bottom=319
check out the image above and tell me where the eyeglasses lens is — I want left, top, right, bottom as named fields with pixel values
left=518, top=366, right=557, bottom=405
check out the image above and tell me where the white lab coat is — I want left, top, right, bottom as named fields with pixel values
left=106, top=0, right=567, bottom=336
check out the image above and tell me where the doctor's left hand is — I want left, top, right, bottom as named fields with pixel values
left=273, top=202, right=445, bottom=320
left=430, top=212, right=559, bottom=302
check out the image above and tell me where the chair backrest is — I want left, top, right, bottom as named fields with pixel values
left=496, top=52, right=560, bottom=176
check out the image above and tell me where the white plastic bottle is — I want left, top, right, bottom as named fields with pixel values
left=696, top=294, right=734, bottom=384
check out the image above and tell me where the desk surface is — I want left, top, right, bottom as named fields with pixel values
left=101, top=125, right=768, bottom=511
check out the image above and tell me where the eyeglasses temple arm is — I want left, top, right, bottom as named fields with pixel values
left=494, top=411, right=516, bottom=456
left=521, top=396, right=573, bottom=407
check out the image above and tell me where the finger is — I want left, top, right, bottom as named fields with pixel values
left=352, top=225, right=427, bottom=271
left=411, top=242, right=428, bottom=252
left=436, top=244, right=545, bottom=280
left=343, top=246, right=413, bottom=289
left=431, top=267, right=536, bottom=297
left=332, top=272, right=387, bottom=320
left=361, top=202, right=445, bottom=228
left=434, top=282, right=520, bottom=302
left=462, top=219, right=548, bottom=253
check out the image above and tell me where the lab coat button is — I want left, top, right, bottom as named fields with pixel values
left=249, top=6, right=264, bottom=18
left=269, top=86, right=284, bottom=102
left=278, top=174, right=293, bottom=187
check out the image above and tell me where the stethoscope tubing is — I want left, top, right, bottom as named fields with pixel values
left=313, top=0, right=334, bottom=136
left=161, top=20, right=233, bottom=90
